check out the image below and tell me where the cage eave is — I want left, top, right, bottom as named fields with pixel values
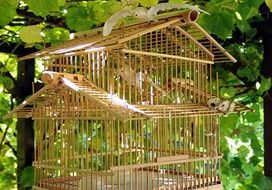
left=18, top=10, right=236, bottom=64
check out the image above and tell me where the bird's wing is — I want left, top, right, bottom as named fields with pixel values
left=103, top=8, right=134, bottom=36
left=148, top=3, right=209, bottom=17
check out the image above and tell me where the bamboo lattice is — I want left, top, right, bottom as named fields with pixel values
left=4, top=9, right=252, bottom=190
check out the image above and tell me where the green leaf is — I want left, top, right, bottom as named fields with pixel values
left=237, top=20, right=252, bottom=33
left=88, top=0, right=122, bottom=25
left=24, top=0, right=60, bottom=17
left=20, top=166, right=34, bottom=188
left=66, top=6, right=93, bottom=31
left=57, top=0, right=66, bottom=7
left=220, top=113, right=240, bottom=136
left=43, top=27, right=70, bottom=45
left=199, top=11, right=234, bottom=39
left=249, top=155, right=261, bottom=166
left=249, top=133, right=263, bottom=156
left=229, top=157, right=242, bottom=171
left=257, top=77, right=271, bottom=95
left=236, top=5, right=259, bottom=32
left=252, top=171, right=272, bottom=190
left=244, top=103, right=262, bottom=123
left=238, top=5, right=259, bottom=20
left=169, top=0, right=184, bottom=3
left=246, top=0, right=265, bottom=7
left=0, top=76, right=14, bottom=90
left=238, top=145, right=250, bottom=158
left=237, top=66, right=259, bottom=82
left=121, top=0, right=138, bottom=6
left=267, top=0, right=272, bottom=11
left=0, top=0, right=18, bottom=27
left=139, top=0, right=158, bottom=8
left=19, top=25, right=43, bottom=44
left=220, top=86, right=236, bottom=98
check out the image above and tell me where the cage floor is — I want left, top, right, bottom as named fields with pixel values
left=35, top=170, right=222, bottom=190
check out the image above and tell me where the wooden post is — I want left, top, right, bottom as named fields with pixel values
left=254, top=3, right=272, bottom=176
left=0, top=42, right=36, bottom=189
left=16, top=58, right=35, bottom=189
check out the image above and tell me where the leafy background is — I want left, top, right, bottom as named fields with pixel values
left=0, top=0, right=272, bottom=189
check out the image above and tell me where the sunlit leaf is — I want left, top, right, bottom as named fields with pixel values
left=139, top=0, right=158, bottom=7
left=0, top=0, right=18, bottom=27
left=19, top=25, right=43, bottom=44
left=257, top=77, right=271, bottom=95
left=43, top=27, right=70, bottom=45
left=220, top=87, right=236, bottom=98
left=244, top=103, right=262, bottom=123
left=88, top=0, right=122, bottom=25
left=169, top=0, right=184, bottom=3
left=0, top=76, right=14, bottom=90
left=267, top=0, right=272, bottom=11
left=57, top=0, right=66, bottom=7
left=24, top=0, right=60, bottom=17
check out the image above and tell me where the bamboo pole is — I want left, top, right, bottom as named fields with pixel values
left=111, top=156, right=222, bottom=171
left=122, top=49, right=214, bottom=64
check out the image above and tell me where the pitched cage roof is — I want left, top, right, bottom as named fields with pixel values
left=19, top=10, right=236, bottom=63
left=3, top=72, right=251, bottom=121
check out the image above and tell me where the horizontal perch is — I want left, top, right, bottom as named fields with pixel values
left=122, top=49, right=214, bottom=64
left=111, top=155, right=222, bottom=171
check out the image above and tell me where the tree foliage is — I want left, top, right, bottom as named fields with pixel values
left=0, top=0, right=271, bottom=189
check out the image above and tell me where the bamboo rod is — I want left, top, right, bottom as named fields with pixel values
left=111, top=156, right=222, bottom=171
left=156, top=155, right=189, bottom=162
left=122, top=49, right=214, bottom=64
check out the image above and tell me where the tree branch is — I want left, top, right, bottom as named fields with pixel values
left=0, top=126, right=10, bottom=154
left=16, top=8, right=67, bottom=28
left=4, top=141, right=17, bottom=157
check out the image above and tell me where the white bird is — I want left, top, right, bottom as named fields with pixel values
left=103, top=8, right=134, bottom=36
left=218, top=100, right=235, bottom=113
left=117, top=65, right=144, bottom=89
left=207, top=98, right=235, bottom=113
left=207, top=98, right=221, bottom=110
left=103, top=3, right=209, bottom=36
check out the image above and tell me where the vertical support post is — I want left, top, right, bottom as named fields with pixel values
left=255, top=3, right=272, bottom=177
left=16, top=58, right=35, bottom=189
left=263, top=36, right=272, bottom=176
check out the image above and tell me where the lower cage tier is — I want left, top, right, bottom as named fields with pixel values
left=32, top=156, right=222, bottom=190
left=33, top=170, right=222, bottom=190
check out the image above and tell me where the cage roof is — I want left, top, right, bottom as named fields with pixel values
left=3, top=72, right=251, bottom=121
left=19, top=10, right=236, bottom=63
left=3, top=72, right=149, bottom=121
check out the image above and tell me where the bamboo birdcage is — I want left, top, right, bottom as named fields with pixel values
left=4, top=9, right=251, bottom=190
